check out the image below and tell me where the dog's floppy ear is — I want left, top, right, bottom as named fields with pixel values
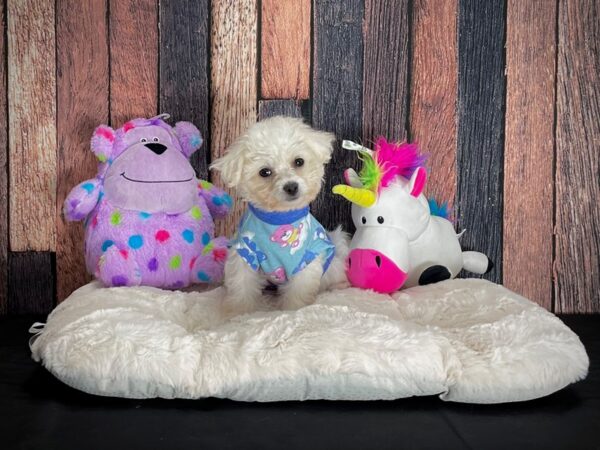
left=304, top=127, right=336, bottom=164
left=210, top=139, right=246, bottom=188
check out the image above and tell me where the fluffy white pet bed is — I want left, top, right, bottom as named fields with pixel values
left=30, top=279, right=588, bottom=403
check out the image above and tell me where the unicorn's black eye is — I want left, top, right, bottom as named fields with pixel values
left=140, top=138, right=147, bottom=143
left=294, top=158, right=304, bottom=167
left=152, top=137, right=159, bottom=142
left=259, top=168, right=272, bottom=178
left=361, top=216, right=366, bottom=224
left=377, top=216, right=384, bottom=224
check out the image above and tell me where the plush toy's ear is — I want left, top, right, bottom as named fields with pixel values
left=174, top=121, right=203, bottom=158
left=91, top=125, right=115, bottom=162
left=344, top=168, right=364, bottom=188
left=408, top=167, right=427, bottom=197
left=210, top=139, right=246, bottom=188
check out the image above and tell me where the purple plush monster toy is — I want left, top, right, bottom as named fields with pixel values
left=64, top=115, right=232, bottom=289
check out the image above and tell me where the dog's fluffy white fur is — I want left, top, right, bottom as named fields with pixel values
left=211, top=116, right=349, bottom=315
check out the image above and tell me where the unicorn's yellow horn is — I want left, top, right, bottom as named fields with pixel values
left=332, top=184, right=376, bottom=207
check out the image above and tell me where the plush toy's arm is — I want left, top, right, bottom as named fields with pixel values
left=64, top=179, right=103, bottom=221
left=197, top=180, right=232, bottom=220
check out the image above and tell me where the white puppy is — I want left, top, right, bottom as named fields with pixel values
left=211, top=116, right=349, bottom=316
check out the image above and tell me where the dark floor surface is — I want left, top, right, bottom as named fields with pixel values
left=1, top=314, right=599, bottom=450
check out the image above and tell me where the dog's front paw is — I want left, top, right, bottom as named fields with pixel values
left=279, top=292, right=317, bottom=311
left=328, top=279, right=351, bottom=291
left=220, top=293, right=267, bottom=319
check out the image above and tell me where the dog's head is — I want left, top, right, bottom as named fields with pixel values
left=211, top=116, right=335, bottom=211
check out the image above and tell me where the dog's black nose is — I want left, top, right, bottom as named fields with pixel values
left=283, top=182, right=299, bottom=196
left=145, top=143, right=167, bottom=155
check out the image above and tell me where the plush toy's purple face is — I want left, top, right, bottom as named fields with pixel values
left=91, top=117, right=203, bottom=214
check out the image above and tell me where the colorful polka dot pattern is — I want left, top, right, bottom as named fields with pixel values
left=128, top=235, right=143, bottom=249
left=81, top=178, right=230, bottom=288
left=197, top=271, right=210, bottom=282
left=147, top=258, right=158, bottom=272
left=155, top=229, right=170, bottom=243
left=169, top=255, right=182, bottom=270
left=110, top=210, right=122, bottom=225
left=190, top=206, right=202, bottom=220
left=182, top=229, right=194, bottom=243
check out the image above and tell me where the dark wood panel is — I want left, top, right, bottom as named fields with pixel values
left=7, top=0, right=56, bottom=251
left=56, top=0, right=109, bottom=302
left=555, top=0, right=600, bottom=313
left=312, top=0, right=364, bottom=232
left=258, top=100, right=305, bottom=120
left=456, top=0, right=506, bottom=283
left=8, top=252, right=55, bottom=315
left=210, top=0, right=258, bottom=238
left=0, top=0, right=7, bottom=315
left=261, top=0, right=310, bottom=99
left=409, top=0, right=457, bottom=205
left=109, top=0, right=158, bottom=126
left=363, top=0, right=409, bottom=144
left=503, top=0, right=555, bottom=309
left=159, top=0, right=210, bottom=178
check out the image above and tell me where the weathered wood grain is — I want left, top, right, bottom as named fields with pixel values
left=312, top=0, right=364, bottom=232
left=8, top=252, right=55, bottom=314
left=258, top=100, right=305, bottom=120
left=363, top=0, right=409, bottom=144
left=409, top=0, right=457, bottom=205
left=456, top=0, right=506, bottom=283
left=109, top=0, right=158, bottom=126
left=7, top=0, right=57, bottom=251
left=503, top=0, right=555, bottom=309
left=0, top=1, right=7, bottom=314
left=261, top=0, right=310, bottom=100
left=159, top=0, right=210, bottom=178
left=555, top=0, right=600, bottom=313
left=210, top=0, right=258, bottom=238
left=56, top=0, right=109, bottom=302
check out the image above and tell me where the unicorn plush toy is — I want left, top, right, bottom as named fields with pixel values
left=332, top=138, right=492, bottom=293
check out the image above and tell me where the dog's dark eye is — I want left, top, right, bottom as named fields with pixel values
left=361, top=216, right=366, bottom=224
left=294, top=158, right=304, bottom=167
left=152, top=137, right=159, bottom=142
left=140, top=138, right=147, bottom=143
left=377, top=216, right=384, bottom=224
left=259, top=168, right=272, bottom=178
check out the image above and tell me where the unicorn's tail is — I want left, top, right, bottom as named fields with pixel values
left=462, top=251, right=494, bottom=274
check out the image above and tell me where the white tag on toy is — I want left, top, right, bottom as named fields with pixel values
left=342, top=140, right=372, bottom=155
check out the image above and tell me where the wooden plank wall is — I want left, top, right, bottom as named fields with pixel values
left=456, top=0, right=506, bottom=285
left=56, top=0, right=109, bottom=302
left=555, top=0, right=600, bottom=313
left=210, top=0, right=258, bottom=237
left=159, top=0, right=211, bottom=178
left=0, top=0, right=598, bottom=314
left=0, top=0, right=7, bottom=315
left=504, top=0, right=556, bottom=310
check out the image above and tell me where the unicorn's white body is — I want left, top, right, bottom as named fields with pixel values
left=349, top=178, right=489, bottom=290
left=334, top=140, right=491, bottom=293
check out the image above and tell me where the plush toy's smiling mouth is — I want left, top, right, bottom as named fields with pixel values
left=120, top=172, right=194, bottom=184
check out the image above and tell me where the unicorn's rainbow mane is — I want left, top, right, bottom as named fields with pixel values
left=359, top=137, right=427, bottom=192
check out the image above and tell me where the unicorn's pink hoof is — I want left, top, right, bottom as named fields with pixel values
left=346, top=249, right=407, bottom=293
